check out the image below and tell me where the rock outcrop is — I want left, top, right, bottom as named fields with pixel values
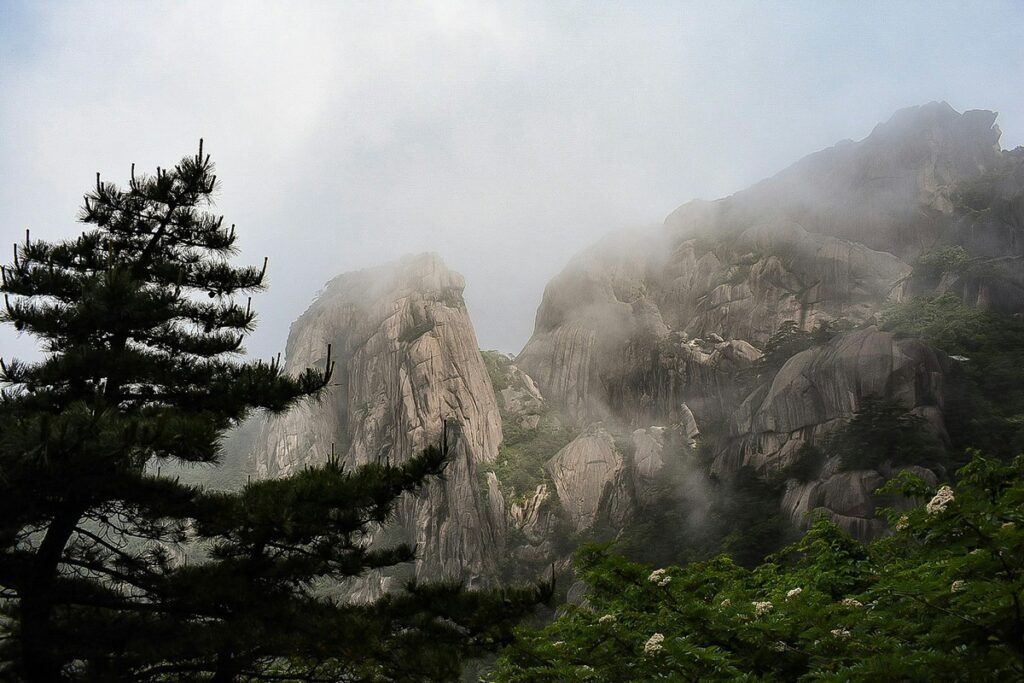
left=515, top=103, right=1021, bottom=541
left=519, top=103, right=1020, bottom=430
left=546, top=426, right=631, bottom=532
left=726, top=327, right=948, bottom=473
left=250, top=253, right=504, bottom=586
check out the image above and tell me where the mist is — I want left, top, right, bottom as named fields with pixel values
left=1, top=1, right=1022, bottom=364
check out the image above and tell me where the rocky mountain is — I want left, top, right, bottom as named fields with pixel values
left=250, top=254, right=505, bottom=592
left=517, top=102, right=1022, bottom=539
left=249, top=102, right=1024, bottom=588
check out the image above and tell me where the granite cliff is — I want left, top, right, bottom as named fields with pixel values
left=248, top=102, right=1024, bottom=584
left=250, top=254, right=505, bottom=590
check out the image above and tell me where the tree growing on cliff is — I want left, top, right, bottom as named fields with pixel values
left=0, top=145, right=546, bottom=681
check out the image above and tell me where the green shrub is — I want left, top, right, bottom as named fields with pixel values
left=776, top=442, right=826, bottom=483
left=488, top=413, right=576, bottom=503
left=494, top=452, right=1024, bottom=682
left=881, top=294, right=1024, bottom=460
left=829, top=395, right=944, bottom=472
left=914, top=246, right=970, bottom=282
left=481, top=349, right=513, bottom=393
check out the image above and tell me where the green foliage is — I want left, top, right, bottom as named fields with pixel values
left=481, top=350, right=512, bottom=394
left=478, top=350, right=576, bottom=502
left=775, top=442, right=826, bottom=483
left=827, top=395, right=944, bottom=472
left=881, top=294, right=1024, bottom=459
left=881, top=293, right=993, bottom=351
left=494, top=452, right=1024, bottom=682
left=757, top=318, right=853, bottom=378
left=612, top=447, right=798, bottom=570
left=488, top=414, right=575, bottom=503
left=713, top=467, right=799, bottom=567
left=914, top=246, right=970, bottom=282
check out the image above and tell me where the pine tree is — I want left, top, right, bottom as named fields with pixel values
left=0, top=145, right=547, bottom=681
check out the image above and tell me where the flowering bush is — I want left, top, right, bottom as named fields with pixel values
left=492, top=453, right=1024, bottom=682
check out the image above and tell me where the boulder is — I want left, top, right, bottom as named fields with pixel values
left=546, top=426, right=632, bottom=532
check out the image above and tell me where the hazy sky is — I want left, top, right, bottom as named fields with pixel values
left=1, top=1, right=1022, bottom=360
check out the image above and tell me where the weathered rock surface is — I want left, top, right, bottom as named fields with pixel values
left=631, top=426, right=668, bottom=506
left=515, top=103, right=1019, bottom=541
left=250, top=253, right=504, bottom=585
left=496, top=357, right=546, bottom=430
left=725, top=327, right=948, bottom=473
left=666, top=102, right=1008, bottom=258
left=519, top=103, right=1020, bottom=431
left=517, top=220, right=913, bottom=429
left=546, top=426, right=631, bottom=532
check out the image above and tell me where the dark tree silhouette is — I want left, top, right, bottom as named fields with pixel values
left=0, top=145, right=546, bottom=681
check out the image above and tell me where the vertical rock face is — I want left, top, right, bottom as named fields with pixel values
left=724, top=327, right=948, bottom=538
left=515, top=103, right=1022, bottom=542
left=518, top=103, right=1020, bottom=433
left=516, top=224, right=913, bottom=428
left=733, top=328, right=946, bottom=466
left=250, top=253, right=503, bottom=585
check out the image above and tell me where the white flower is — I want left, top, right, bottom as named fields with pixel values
left=598, top=614, right=617, bottom=624
left=895, top=515, right=910, bottom=531
left=644, top=632, right=665, bottom=655
left=553, top=641, right=565, bottom=648
left=926, top=486, right=955, bottom=515
left=720, top=598, right=731, bottom=607
left=830, top=628, right=851, bottom=639
left=752, top=601, right=773, bottom=616
left=1002, top=522, right=1016, bottom=530
left=970, top=548, right=984, bottom=555
left=951, top=580, right=966, bottom=593
left=648, top=568, right=671, bottom=586
left=785, top=587, right=802, bottom=601
left=840, top=598, right=863, bottom=609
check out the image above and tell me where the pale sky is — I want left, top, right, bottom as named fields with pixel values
left=1, top=1, right=1022, bottom=361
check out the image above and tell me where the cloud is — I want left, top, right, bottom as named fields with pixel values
left=1, top=1, right=1022, bottom=361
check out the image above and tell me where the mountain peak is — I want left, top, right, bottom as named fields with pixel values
left=863, top=101, right=1001, bottom=157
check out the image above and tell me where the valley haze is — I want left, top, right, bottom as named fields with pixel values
left=1, top=2, right=1022, bottom=362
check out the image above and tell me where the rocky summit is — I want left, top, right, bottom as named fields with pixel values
left=248, top=102, right=1024, bottom=589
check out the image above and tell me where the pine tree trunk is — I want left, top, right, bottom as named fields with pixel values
left=20, top=508, right=80, bottom=682
left=211, top=652, right=239, bottom=683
